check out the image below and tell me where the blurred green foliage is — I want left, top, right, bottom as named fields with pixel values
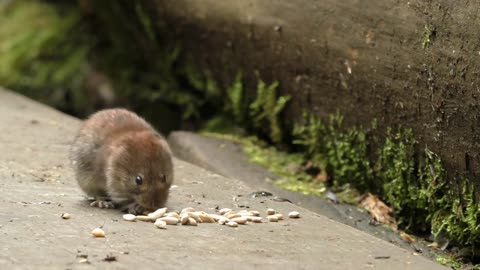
left=0, top=0, right=291, bottom=137
left=88, top=1, right=220, bottom=122
left=0, top=1, right=89, bottom=113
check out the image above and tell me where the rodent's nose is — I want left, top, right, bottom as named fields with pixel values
left=149, top=195, right=162, bottom=209
left=137, top=193, right=160, bottom=210
left=137, top=187, right=168, bottom=210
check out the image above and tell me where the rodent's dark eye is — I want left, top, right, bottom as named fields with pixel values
left=160, top=174, right=166, bottom=183
left=135, top=175, right=143, bottom=185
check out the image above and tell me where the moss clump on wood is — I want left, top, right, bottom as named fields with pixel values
left=293, top=112, right=373, bottom=192
left=226, top=72, right=245, bottom=124
left=235, top=110, right=480, bottom=260
left=378, top=129, right=480, bottom=256
left=377, top=128, right=429, bottom=231
left=203, top=73, right=291, bottom=145
left=249, top=77, right=291, bottom=144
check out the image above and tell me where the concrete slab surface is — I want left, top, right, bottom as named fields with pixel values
left=167, top=131, right=435, bottom=255
left=0, top=88, right=447, bottom=269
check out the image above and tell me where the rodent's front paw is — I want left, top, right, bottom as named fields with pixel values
left=127, top=203, right=145, bottom=215
left=90, top=200, right=115, bottom=209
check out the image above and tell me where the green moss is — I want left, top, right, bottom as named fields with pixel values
left=422, top=24, right=435, bottom=49
left=293, top=112, right=373, bottom=191
left=376, top=129, right=480, bottom=254
left=201, top=115, right=244, bottom=135
left=202, top=132, right=326, bottom=197
left=377, top=128, right=429, bottom=231
left=226, top=72, right=245, bottom=124
left=249, top=76, right=291, bottom=144
left=0, top=1, right=89, bottom=112
left=205, top=71, right=221, bottom=98
left=377, top=128, right=480, bottom=250
left=436, top=255, right=463, bottom=270
left=288, top=111, right=480, bottom=258
left=292, top=112, right=326, bottom=158
left=134, top=2, right=155, bottom=42
left=434, top=182, right=480, bottom=249
left=203, top=73, right=291, bottom=145
left=243, top=139, right=325, bottom=196
left=335, top=185, right=361, bottom=205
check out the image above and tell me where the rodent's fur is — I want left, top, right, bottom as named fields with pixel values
left=70, top=108, right=173, bottom=214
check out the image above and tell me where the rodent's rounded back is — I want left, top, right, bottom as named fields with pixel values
left=77, top=109, right=153, bottom=142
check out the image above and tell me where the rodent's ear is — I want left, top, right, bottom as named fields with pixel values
left=159, top=173, right=166, bottom=183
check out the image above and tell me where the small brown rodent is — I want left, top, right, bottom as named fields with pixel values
left=70, top=108, right=174, bottom=214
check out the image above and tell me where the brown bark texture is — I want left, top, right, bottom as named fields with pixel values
left=153, top=0, right=480, bottom=181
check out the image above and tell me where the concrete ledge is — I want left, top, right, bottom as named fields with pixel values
left=167, top=131, right=429, bottom=252
left=0, top=88, right=446, bottom=269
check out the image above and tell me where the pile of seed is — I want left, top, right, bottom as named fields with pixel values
left=121, top=207, right=301, bottom=230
